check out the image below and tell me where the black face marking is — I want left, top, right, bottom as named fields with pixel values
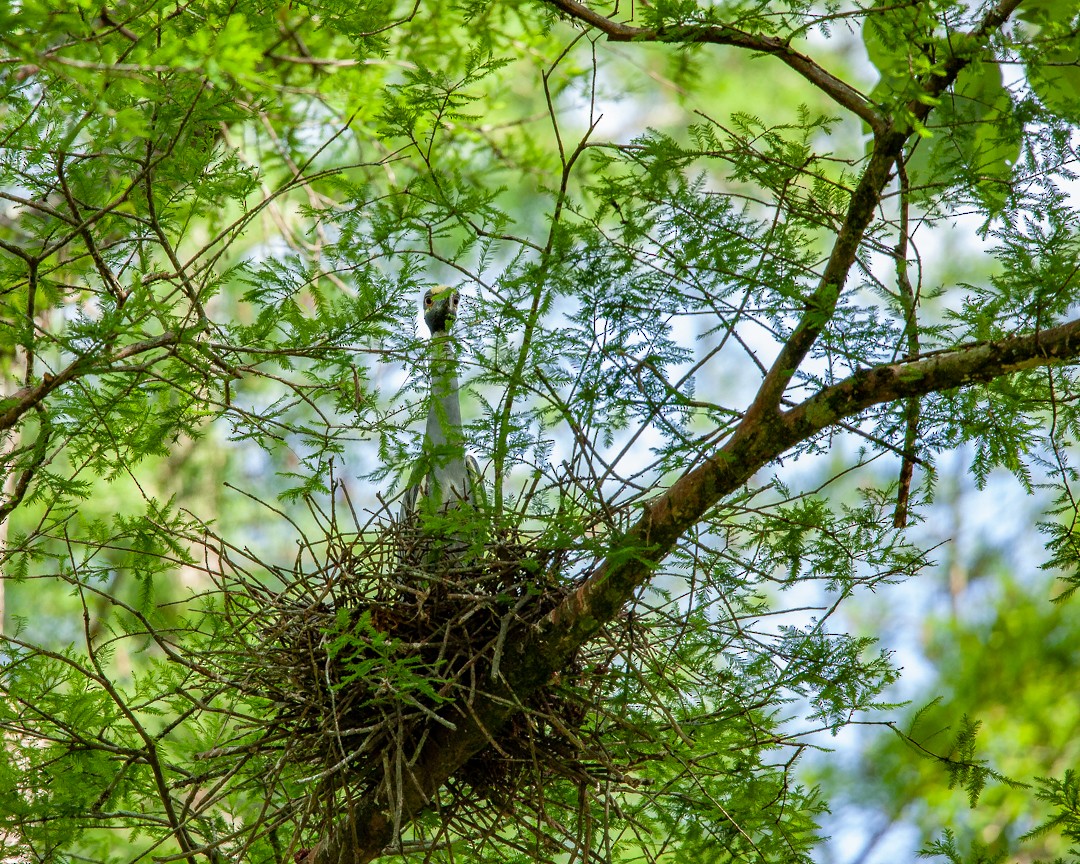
left=423, top=287, right=459, bottom=334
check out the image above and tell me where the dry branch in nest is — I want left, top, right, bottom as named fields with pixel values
left=191, top=486, right=634, bottom=852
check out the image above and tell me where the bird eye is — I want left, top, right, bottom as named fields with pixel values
left=424, top=295, right=433, bottom=307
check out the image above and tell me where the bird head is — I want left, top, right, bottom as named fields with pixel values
left=423, top=285, right=459, bottom=334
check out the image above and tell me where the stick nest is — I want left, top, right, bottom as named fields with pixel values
left=200, top=503, right=621, bottom=836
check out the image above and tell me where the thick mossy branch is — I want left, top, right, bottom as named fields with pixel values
left=554, top=317, right=1080, bottom=664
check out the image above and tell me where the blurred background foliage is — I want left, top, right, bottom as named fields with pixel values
left=1, top=0, right=1079, bottom=861
left=805, top=457, right=1080, bottom=863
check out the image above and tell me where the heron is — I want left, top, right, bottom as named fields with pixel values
left=399, top=285, right=484, bottom=527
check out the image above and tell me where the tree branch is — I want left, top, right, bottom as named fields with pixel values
left=310, top=314, right=1080, bottom=863
left=539, top=0, right=1022, bottom=436
left=538, top=0, right=884, bottom=133
left=733, top=0, right=1022, bottom=427
left=552, top=316, right=1080, bottom=654
left=0, top=330, right=188, bottom=433
left=0, top=407, right=50, bottom=525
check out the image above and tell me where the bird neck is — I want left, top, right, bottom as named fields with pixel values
left=425, top=331, right=464, bottom=453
